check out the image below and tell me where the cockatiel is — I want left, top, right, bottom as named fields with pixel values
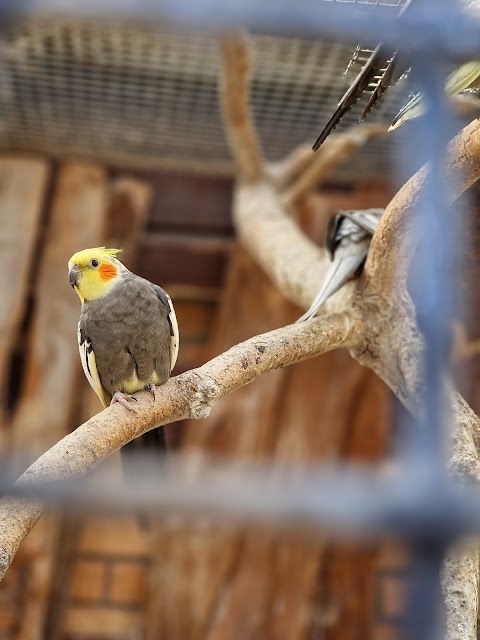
left=68, top=247, right=179, bottom=471
left=297, top=209, right=383, bottom=322
left=313, top=0, right=480, bottom=149
left=389, top=61, right=480, bottom=130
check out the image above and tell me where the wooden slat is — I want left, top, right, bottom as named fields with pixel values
left=75, top=517, right=150, bottom=557
left=205, top=358, right=389, bottom=640
left=0, top=156, right=49, bottom=447
left=69, top=561, right=107, bottom=602
left=63, top=607, right=143, bottom=637
left=149, top=171, right=233, bottom=234
left=372, top=544, right=410, bottom=640
left=174, top=301, right=217, bottom=337
left=104, top=176, right=153, bottom=267
left=146, top=248, right=294, bottom=640
left=171, top=300, right=217, bottom=374
left=8, top=162, right=109, bottom=640
left=11, top=162, right=108, bottom=454
left=137, top=233, right=231, bottom=290
left=110, top=562, right=148, bottom=605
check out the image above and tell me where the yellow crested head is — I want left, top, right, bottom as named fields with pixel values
left=68, top=247, right=124, bottom=302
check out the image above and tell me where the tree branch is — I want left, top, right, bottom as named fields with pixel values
left=0, top=314, right=350, bottom=581
left=233, top=181, right=331, bottom=310
left=442, top=543, right=480, bottom=640
left=219, top=33, right=264, bottom=182
left=282, top=124, right=386, bottom=209
left=365, top=118, right=480, bottom=294
left=264, top=144, right=314, bottom=190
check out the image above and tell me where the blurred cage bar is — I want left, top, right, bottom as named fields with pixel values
left=0, top=0, right=478, bottom=639
left=0, top=1, right=412, bottom=178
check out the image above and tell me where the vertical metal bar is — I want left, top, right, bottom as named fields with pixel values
left=399, top=2, right=458, bottom=637
left=403, top=57, right=454, bottom=466
left=394, top=0, right=458, bottom=469
left=406, top=541, right=446, bottom=640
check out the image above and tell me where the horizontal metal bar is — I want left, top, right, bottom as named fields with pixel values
left=1, top=456, right=479, bottom=540
left=2, top=0, right=480, bottom=62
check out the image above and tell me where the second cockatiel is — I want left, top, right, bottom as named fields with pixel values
left=297, top=209, right=383, bottom=322
left=68, top=247, right=179, bottom=471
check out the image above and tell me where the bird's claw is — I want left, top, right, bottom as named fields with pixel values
left=146, top=384, right=157, bottom=402
left=111, top=391, right=138, bottom=413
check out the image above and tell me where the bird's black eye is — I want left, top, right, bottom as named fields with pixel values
left=91, top=259, right=99, bottom=268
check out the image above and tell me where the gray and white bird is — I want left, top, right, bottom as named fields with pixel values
left=297, top=209, right=383, bottom=323
left=68, top=247, right=179, bottom=475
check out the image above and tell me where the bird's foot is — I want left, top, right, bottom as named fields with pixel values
left=110, top=391, right=138, bottom=413
left=146, top=384, right=157, bottom=402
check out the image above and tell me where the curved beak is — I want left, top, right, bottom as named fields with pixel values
left=68, top=264, right=81, bottom=288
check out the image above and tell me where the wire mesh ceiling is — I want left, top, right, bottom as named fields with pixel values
left=0, top=1, right=411, bottom=177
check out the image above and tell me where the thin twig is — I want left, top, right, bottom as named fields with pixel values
left=282, top=124, right=387, bottom=208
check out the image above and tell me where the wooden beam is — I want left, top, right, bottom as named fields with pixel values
left=0, top=156, right=49, bottom=449
left=137, top=233, right=232, bottom=291
left=149, top=171, right=233, bottom=234
left=104, top=176, right=153, bottom=267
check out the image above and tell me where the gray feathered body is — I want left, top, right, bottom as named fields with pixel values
left=79, top=273, right=173, bottom=397
left=78, top=271, right=178, bottom=473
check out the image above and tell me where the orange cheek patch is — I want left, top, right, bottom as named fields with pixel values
left=99, top=263, right=118, bottom=281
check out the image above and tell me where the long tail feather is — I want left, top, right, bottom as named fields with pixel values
left=121, top=427, right=167, bottom=528
left=296, top=253, right=367, bottom=323
left=121, top=426, right=166, bottom=481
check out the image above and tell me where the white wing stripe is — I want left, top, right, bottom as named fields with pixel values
left=77, top=323, right=109, bottom=407
left=165, top=293, right=179, bottom=372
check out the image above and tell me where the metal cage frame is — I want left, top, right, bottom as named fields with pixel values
left=1, top=1, right=480, bottom=638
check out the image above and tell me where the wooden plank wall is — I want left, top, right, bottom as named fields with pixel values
left=0, top=158, right=419, bottom=639
left=145, top=204, right=393, bottom=640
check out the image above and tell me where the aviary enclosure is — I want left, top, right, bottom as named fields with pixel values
left=0, top=1, right=480, bottom=639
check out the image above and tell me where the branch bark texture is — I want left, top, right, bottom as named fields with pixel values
left=365, top=119, right=480, bottom=294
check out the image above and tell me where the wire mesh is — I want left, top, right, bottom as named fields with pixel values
left=0, top=18, right=409, bottom=177
left=324, top=0, right=406, bottom=10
